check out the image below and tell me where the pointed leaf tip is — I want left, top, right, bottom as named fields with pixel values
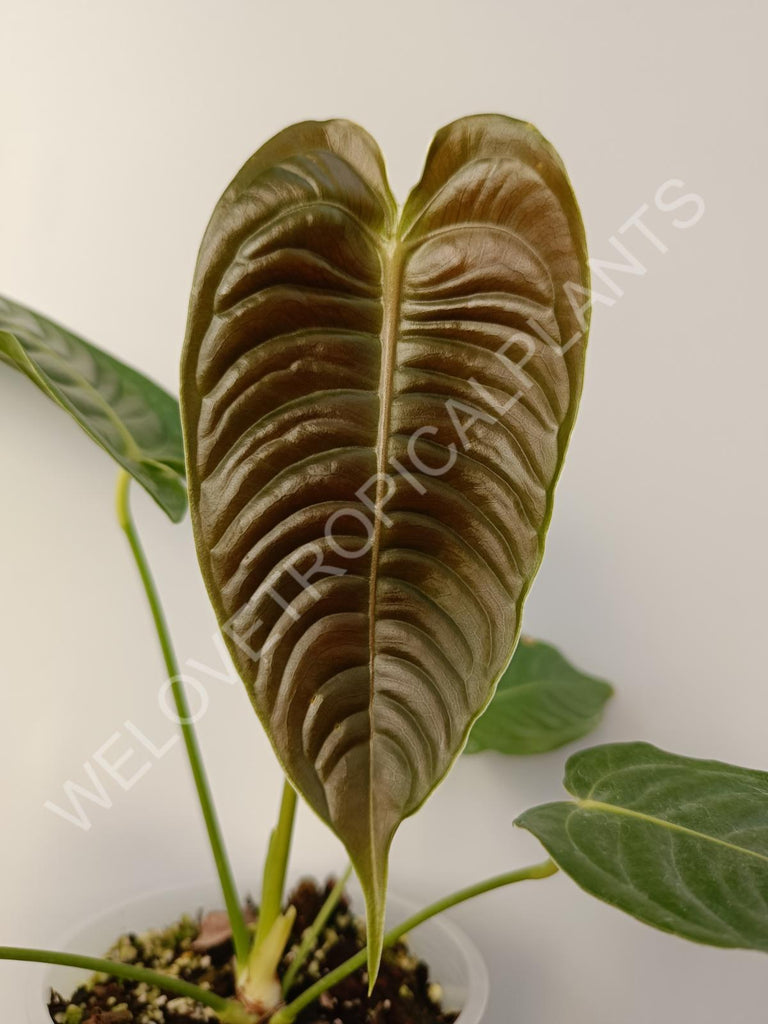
left=360, top=856, right=387, bottom=991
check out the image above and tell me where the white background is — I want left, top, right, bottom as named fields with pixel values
left=2, top=2, right=767, bottom=1021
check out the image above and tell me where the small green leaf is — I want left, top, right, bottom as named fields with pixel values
left=0, top=295, right=187, bottom=521
left=464, top=637, right=613, bottom=755
left=517, top=742, right=768, bottom=951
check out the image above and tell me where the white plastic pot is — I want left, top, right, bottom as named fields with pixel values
left=26, top=880, right=489, bottom=1024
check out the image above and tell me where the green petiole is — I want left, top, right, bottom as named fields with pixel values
left=255, top=780, right=298, bottom=948
left=272, top=859, right=558, bottom=1023
left=0, top=946, right=240, bottom=1019
left=115, top=471, right=251, bottom=969
left=281, top=864, right=353, bottom=995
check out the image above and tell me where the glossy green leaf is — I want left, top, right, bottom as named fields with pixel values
left=464, top=637, right=613, bottom=755
left=0, top=295, right=187, bottom=521
left=517, top=742, right=768, bottom=951
left=181, top=116, right=590, bottom=975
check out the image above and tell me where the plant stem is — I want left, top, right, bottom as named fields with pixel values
left=115, top=471, right=250, bottom=969
left=272, top=859, right=558, bottom=1024
left=281, top=864, right=353, bottom=995
left=255, top=780, right=298, bottom=947
left=0, top=946, right=234, bottom=1016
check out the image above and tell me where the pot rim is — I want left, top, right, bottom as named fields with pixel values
left=26, top=877, right=489, bottom=1024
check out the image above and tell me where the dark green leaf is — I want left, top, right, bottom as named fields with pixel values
left=464, top=637, right=613, bottom=755
left=0, top=295, right=187, bottom=521
left=517, top=742, right=768, bottom=951
left=180, top=116, right=590, bottom=974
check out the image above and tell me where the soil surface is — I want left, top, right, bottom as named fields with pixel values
left=48, top=878, right=458, bottom=1024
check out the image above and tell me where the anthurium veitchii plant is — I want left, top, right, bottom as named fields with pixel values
left=2, top=116, right=767, bottom=1024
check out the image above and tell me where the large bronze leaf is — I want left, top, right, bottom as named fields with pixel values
left=181, top=116, right=589, bottom=972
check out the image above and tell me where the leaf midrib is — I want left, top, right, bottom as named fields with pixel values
left=576, top=798, right=768, bottom=865
left=367, top=233, right=405, bottom=861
